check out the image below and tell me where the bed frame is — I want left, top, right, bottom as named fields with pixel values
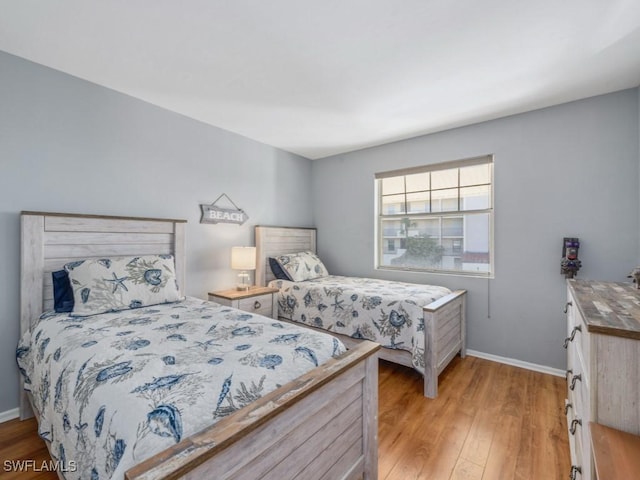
left=255, top=225, right=466, bottom=398
left=19, top=211, right=379, bottom=480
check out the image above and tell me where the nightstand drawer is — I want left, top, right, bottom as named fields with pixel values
left=238, top=294, right=273, bottom=318
left=208, top=286, right=279, bottom=320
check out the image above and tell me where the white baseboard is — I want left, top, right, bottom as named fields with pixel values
left=0, top=407, right=19, bottom=424
left=466, top=349, right=565, bottom=377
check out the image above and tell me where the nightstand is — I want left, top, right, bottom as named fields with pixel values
left=208, top=286, right=279, bottom=319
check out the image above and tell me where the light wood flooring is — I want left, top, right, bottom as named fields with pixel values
left=378, top=356, right=569, bottom=479
left=0, top=356, right=569, bottom=479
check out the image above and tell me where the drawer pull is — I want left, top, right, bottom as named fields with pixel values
left=569, top=374, right=582, bottom=391
left=569, top=418, right=582, bottom=435
left=563, top=301, right=573, bottom=314
left=254, top=301, right=262, bottom=310
left=570, top=465, right=582, bottom=480
left=563, top=325, right=582, bottom=348
left=564, top=403, right=573, bottom=415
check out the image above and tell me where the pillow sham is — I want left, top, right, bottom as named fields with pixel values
left=52, top=270, right=74, bottom=313
left=273, top=251, right=329, bottom=282
left=269, top=257, right=292, bottom=280
left=65, top=254, right=183, bottom=316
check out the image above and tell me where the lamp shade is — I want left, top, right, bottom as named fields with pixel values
left=231, top=246, right=256, bottom=270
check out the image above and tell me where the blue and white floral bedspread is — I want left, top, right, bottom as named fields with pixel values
left=16, top=297, right=345, bottom=480
left=269, top=275, right=451, bottom=374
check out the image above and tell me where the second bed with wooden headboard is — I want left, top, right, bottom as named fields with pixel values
left=255, top=225, right=466, bottom=398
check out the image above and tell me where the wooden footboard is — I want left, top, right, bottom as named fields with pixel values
left=125, top=340, right=380, bottom=480
left=423, top=290, right=466, bottom=398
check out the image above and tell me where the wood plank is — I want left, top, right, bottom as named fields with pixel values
left=294, top=423, right=363, bottom=480
left=375, top=346, right=413, bottom=367
left=424, top=309, right=438, bottom=398
left=263, top=243, right=314, bottom=253
left=20, top=214, right=43, bottom=420
left=568, top=279, right=640, bottom=340
left=174, top=222, right=186, bottom=294
left=44, top=231, right=173, bottom=245
left=22, top=210, right=186, bottom=224
left=362, top=353, right=379, bottom=480
left=595, top=334, right=640, bottom=434
left=523, top=378, right=571, bottom=480
left=230, top=400, right=362, bottom=480
left=460, top=293, right=467, bottom=357
left=318, top=436, right=363, bottom=480
left=44, top=243, right=173, bottom=258
left=590, top=422, right=640, bottom=480
left=44, top=215, right=176, bottom=234
left=450, top=457, right=484, bottom=480
left=43, top=299, right=53, bottom=312
left=382, top=359, right=472, bottom=479
left=436, top=306, right=463, bottom=335
left=0, top=418, right=56, bottom=480
left=458, top=359, right=505, bottom=468
left=423, top=290, right=466, bottom=313
left=482, top=413, right=522, bottom=479
left=438, top=336, right=462, bottom=363
left=437, top=342, right=463, bottom=374
left=437, top=322, right=461, bottom=358
left=211, top=383, right=363, bottom=480
left=21, top=214, right=44, bottom=336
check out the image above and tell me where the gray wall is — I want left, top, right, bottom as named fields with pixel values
left=312, top=88, right=640, bottom=371
left=1, top=50, right=638, bottom=415
left=0, top=52, right=314, bottom=413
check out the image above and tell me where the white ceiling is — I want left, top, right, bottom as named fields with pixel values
left=1, top=1, right=640, bottom=159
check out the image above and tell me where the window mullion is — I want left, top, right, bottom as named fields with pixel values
left=457, top=168, right=461, bottom=211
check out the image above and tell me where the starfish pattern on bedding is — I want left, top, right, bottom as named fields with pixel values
left=331, top=297, right=345, bottom=312
left=105, top=273, right=129, bottom=293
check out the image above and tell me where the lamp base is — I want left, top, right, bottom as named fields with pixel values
left=236, top=271, right=251, bottom=291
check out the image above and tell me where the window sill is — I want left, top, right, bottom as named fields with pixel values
left=376, top=265, right=493, bottom=279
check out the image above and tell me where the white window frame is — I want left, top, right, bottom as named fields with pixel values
left=375, top=155, right=494, bottom=278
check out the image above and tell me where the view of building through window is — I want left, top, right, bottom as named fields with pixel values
left=376, top=156, right=493, bottom=276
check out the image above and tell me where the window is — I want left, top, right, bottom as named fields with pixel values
left=376, top=156, right=493, bottom=276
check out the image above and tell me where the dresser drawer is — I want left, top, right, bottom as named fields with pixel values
left=566, top=397, right=584, bottom=479
left=566, top=294, right=589, bottom=377
left=573, top=427, right=584, bottom=479
left=208, top=287, right=279, bottom=320
left=238, top=293, right=274, bottom=318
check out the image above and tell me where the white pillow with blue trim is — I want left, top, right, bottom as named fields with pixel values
left=64, top=254, right=183, bottom=316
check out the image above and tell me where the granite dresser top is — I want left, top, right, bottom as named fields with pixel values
left=568, top=279, right=640, bottom=340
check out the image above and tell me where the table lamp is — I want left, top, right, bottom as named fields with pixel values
left=231, top=246, right=256, bottom=291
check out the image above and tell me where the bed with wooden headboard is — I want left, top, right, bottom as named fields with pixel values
left=19, top=211, right=379, bottom=480
left=255, top=225, right=466, bottom=398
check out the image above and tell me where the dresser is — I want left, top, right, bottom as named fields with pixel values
left=564, top=280, right=640, bottom=480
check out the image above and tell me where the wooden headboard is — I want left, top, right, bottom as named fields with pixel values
left=255, top=226, right=316, bottom=286
left=20, top=211, right=187, bottom=332
left=19, top=211, right=187, bottom=418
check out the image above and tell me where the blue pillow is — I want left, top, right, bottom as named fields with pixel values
left=269, top=257, right=292, bottom=280
left=52, top=270, right=74, bottom=313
